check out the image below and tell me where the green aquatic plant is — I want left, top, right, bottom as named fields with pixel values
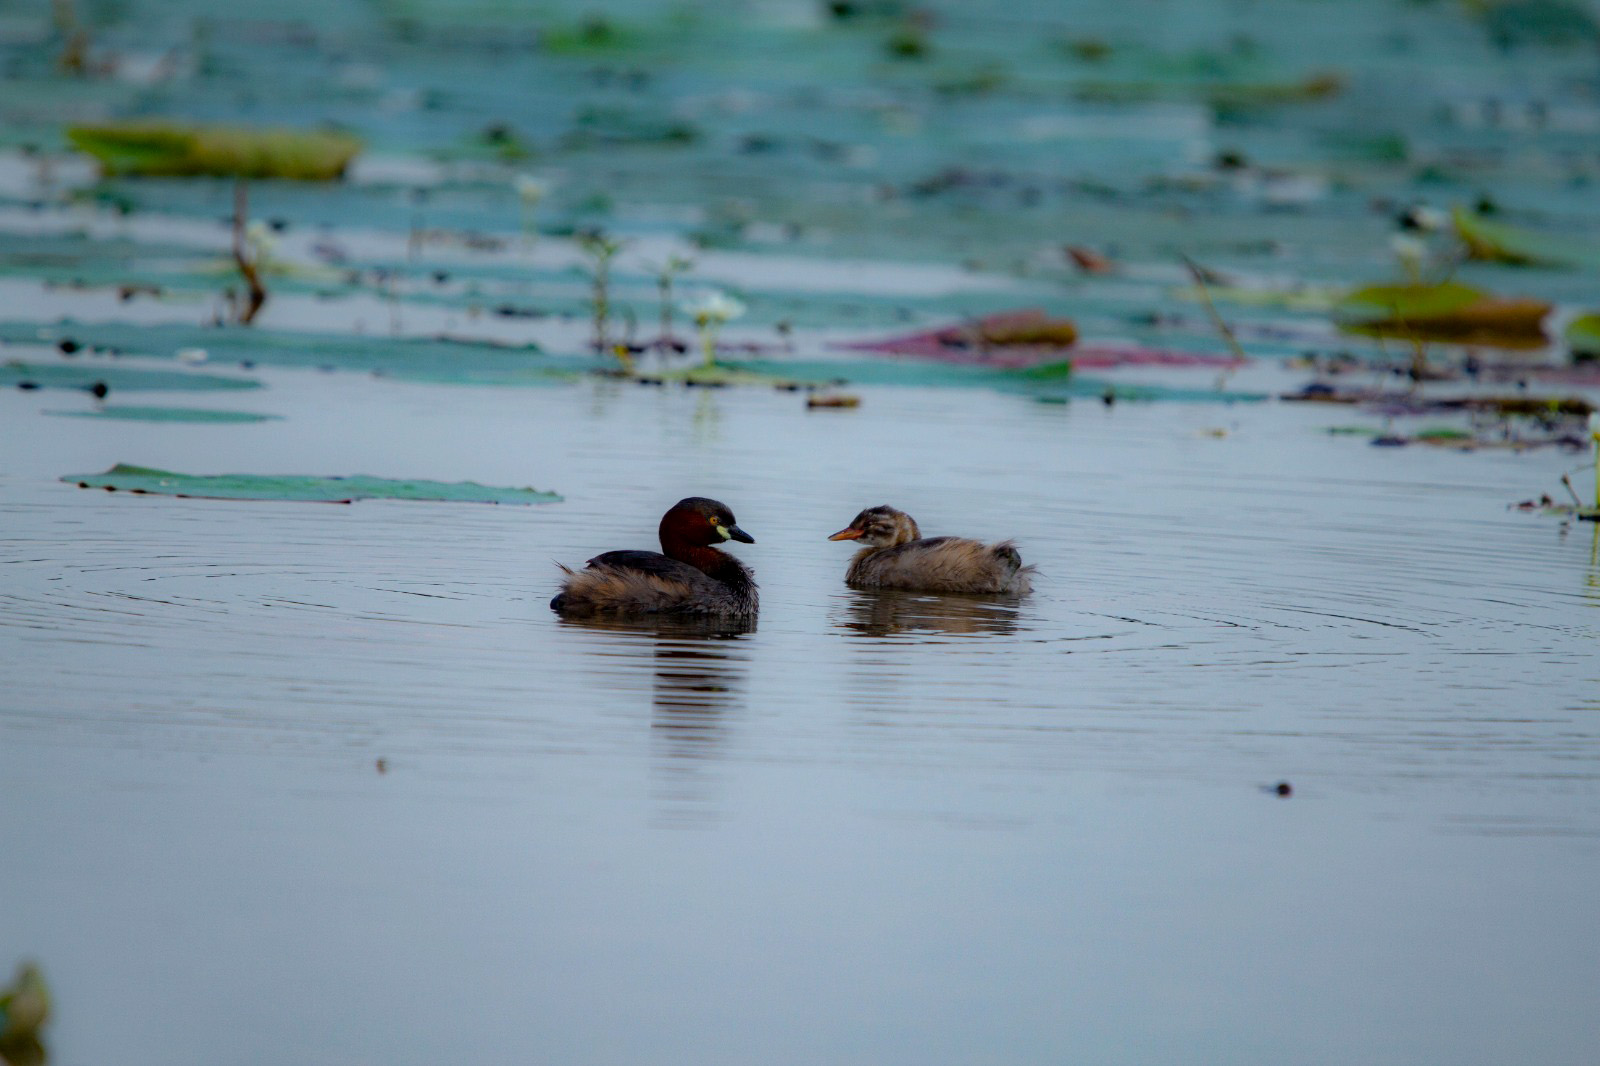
left=649, top=254, right=695, bottom=349
left=1567, top=313, right=1600, bottom=360
left=0, top=959, right=50, bottom=1066
left=45, top=405, right=281, bottom=423
left=66, top=123, right=361, bottom=180
left=0, top=361, right=261, bottom=392
left=540, top=13, right=640, bottom=54
left=62, top=464, right=562, bottom=505
left=576, top=230, right=627, bottom=367
left=1336, top=281, right=1550, bottom=350
left=1451, top=206, right=1597, bottom=268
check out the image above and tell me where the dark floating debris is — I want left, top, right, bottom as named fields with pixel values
left=1065, top=245, right=1116, bottom=275
left=1275, top=781, right=1293, bottom=798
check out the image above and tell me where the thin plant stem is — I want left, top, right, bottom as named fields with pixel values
left=232, top=180, right=267, bottom=325
left=1180, top=255, right=1247, bottom=364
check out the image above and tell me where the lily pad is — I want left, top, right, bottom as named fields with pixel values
left=44, top=406, right=282, bottom=423
left=834, top=309, right=1081, bottom=369
left=1452, top=206, right=1599, bottom=269
left=1336, top=282, right=1550, bottom=349
left=62, top=464, right=562, bottom=505
left=1566, top=313, right=1600, bottom=359
left=2, top=361, right=262, bottom=392
left=0, top=326, right=565, bottom=385
left=66, top=123, right=362, bottom=181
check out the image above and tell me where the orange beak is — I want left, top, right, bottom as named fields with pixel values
left=828, top=527, right=864, bottom=541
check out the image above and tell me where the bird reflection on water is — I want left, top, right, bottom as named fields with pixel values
left=555, top=613, right=754, bottom=824
left=831, top=589, right=1024, bottom=639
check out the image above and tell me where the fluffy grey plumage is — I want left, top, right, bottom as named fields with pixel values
left=828, top=505, right=1033, bottom=595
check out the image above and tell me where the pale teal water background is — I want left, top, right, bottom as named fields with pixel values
left=3, top=0, right=1600, bottom=1062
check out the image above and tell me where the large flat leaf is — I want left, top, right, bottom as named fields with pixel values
left=1566, top=313, right=1600, bottom=358
left=1452, top=207, right=1600, bottom=269
left=0, top=327, right=563, bottom=386
left=66, top=123, right=362, bottom=181
left=62, top=464, right=562, bottom=504
left=1335, top=282, right=1550, bottom=349
left=2, top=362, right=262, bottom=392
left=44, top=406, right=281, bottom=423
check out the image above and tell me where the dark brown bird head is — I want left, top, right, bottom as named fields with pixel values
left=661, top=497, right=754, bottom=551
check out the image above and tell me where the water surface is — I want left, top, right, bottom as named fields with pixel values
left=3, top=371, right=1597, bottom=1065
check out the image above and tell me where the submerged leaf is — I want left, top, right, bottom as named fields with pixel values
left=66, top=123, right=362, bottom=180
left=62, top=464, right=561, bottom=504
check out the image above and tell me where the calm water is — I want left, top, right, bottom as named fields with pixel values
left=3, top=369, right=1598, bottom=1065
left=5, top=0, right=1600, bottom=1059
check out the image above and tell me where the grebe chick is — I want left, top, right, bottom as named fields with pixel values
left=828, top=505, right=1033, bottom=595
left=552, top=497, right=758, bottom=617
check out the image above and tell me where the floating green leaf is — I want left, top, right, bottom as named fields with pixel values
left=1566, top=313, right=1600, bottom=359
left=1452, top=206, right=1598, bottom=268
left=66, top=123, right=361, bottom=180
left=44, top=406, right=281, bottom=423
left=1336, top=282, right=1550, bottom=348
left=1338, top=281, right=1484, bottom=319
left=62, top=464, right=562, bottom=504
left=1009, top=360, right=1074, bottom=381
left=2, top=361, right=262, bottom=392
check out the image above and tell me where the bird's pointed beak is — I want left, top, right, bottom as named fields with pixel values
left=828, top=527, right=864, bottom=541
left=727, top=525, right=755, bottom=544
